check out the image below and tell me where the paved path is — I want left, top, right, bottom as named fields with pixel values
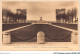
left=1, top=42, right=79, bottom=51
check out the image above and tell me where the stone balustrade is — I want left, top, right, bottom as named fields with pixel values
left=2, top=24, right=33, bottom=44
left=2, top=23, right=78, bottom=44
left=49, top=24, right=78, bottom=44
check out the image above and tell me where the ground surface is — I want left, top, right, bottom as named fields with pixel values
left=1, top=42, right=79, bottom=51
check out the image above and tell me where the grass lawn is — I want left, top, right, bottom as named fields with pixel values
left=2, top=23, right=31, bottom=31
left=10, top=24, right=72, bottom=42
left=52, top=23, right=78, bottom=30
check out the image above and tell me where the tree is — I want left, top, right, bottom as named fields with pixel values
left=2, top=8, right=12, bottom=23
left=67, top=10, right=72, bottom=23
left=73, top=7, right=77, bottom=23
left=71, top=8, right=74, bottom=23
left=21, top=9, right=27, bottom=23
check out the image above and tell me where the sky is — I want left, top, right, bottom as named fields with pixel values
left=2, top=1, right=78, bottom=21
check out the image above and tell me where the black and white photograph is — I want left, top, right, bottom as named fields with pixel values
left=1, top=0, right=79, bottom=51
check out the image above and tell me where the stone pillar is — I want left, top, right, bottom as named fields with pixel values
left=2, top=32, right=11, bottom=44
left=37, top=31, right=45, bottom=44
left=71, top=31, right=78, bottom=44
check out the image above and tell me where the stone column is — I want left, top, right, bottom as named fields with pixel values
left=37, top=31, right=45, bottom=44
left=2, top=32, right=11, bottom=44
left=71, top=31, right=78, bottom=44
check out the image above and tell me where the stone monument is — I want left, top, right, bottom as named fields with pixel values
left=71, top=31, right=78, bottom=44
left=2, top=32, right=11, bottom=44
left=37, top=31, right=45, bottom=44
